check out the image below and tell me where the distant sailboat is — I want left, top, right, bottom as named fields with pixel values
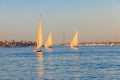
left=33, top=18, right=42, bottom=52
left=45, top=32, right=52, bottom=50
left=70, top=31, right=79, bottom=49
left=110, top=40, right=115, bottom=47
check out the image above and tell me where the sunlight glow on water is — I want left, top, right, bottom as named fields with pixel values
left=0, top=46, right=120, bottom=79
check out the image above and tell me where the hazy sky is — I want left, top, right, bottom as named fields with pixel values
left=0, top=0, right=120, bottom=44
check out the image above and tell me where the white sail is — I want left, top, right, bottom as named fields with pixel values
left=45, top=32, right=52, bottom=49
left=36, top=19, right=42, bottom=49
left=33, top=18, right=43, bottom=52
left=70, top=31, right=79, bottom=49
left=37, top=20, right=42, bottom=49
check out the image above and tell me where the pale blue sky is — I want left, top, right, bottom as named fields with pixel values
left=0, top=0, right=120, bottom=44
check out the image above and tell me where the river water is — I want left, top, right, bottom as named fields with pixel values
left=0, top=46, right=120, bottom=80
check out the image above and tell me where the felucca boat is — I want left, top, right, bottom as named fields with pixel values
left=45, top=32, right=52, bottom=50
left=70, top=31, right=79, bottom=49
left=33, top=19, right=42, bottom=52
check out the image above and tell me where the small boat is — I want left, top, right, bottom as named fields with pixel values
left=45, top=32, right=52, bottom=50
left=33, top=18, right=43, bottom=53
left=110, top=40, right=115, bottom=47
left=110, top=43, right=115, bottom=47
left=70, top=31, right=79, bottom=49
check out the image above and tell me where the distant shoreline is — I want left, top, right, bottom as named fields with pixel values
left=0, top=40, right=120, bottom=48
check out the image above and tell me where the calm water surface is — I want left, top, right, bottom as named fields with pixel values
left=0, top=46, right=120, bottom=80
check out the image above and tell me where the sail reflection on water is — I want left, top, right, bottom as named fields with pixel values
left=37, top=52, right=44, bottom=79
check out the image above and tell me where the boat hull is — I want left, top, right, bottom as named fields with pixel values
left=33, top=49, right=42, bottom=53
left=45, top=46, right=52, bottom=50
left=71, top=46, right=79, bottom=50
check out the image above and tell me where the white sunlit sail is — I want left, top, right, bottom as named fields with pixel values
left=45, top=32, right=52, bottom=50
left=33, top=18, right=42, bottom=52
left=70, top=31, right=79, bottom=49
